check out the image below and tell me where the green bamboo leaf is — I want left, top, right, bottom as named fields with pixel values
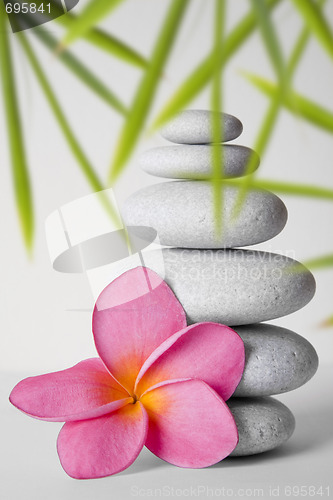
left=303, top=253, right=333, bottom=270
left=56, top=13, right=148, bottom=68
left=211, top=0, right=226, bottom=236
left=60, top=0, right=125, bottom=49
left=35, top=1, right=147, bottom=68
left=32, top=27, right=127, bottom=115
left=243, top=72, right=333, bottom=133
left=250, top=0, right=325, bottom=153
left=229, top=178, right=333, bottom=200
left=18, top=32, right=122, bottom=226
left=17, top=31, right=104, bottom=194
left=289, top=253, right=333, bottom=288
left=108, top=0, right=189, bottom=183
left=320, top=315, right=333, bottom=327
left=284, top=0, right=326, bottom=77
left=286, top=22, right=312, bottom=76
left=232, top=97, right=281, bottom=219
left=250, top=0, right=286, bottom=82
left=244, top=20, right=314, bottom=170
left=150, top=0, right=282, bottom=131
left=233, top=3, right=326, bottom=216
left=0, top=7, right=34, bottom=252
left=290, top=0, right=333, bottom=59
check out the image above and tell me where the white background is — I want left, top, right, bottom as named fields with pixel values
left=0, top=0, right=332, bottom=498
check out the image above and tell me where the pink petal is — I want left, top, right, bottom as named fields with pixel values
left=57, top=402, right=148, bottom=479
left=141, top=379, right=238, bottom=467
left=136, top=323, right=245, bottom=400
left=92, top=267, right=186, bottom=393
left=9, top=358, right=132, bottom=422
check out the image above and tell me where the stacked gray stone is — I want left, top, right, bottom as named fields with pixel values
left=123, top=110, right=318, bottom=457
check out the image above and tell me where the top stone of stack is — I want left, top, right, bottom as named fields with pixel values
left=160, top=110, right=243, bottom=144
left=141, top=110, right=257, bottom=179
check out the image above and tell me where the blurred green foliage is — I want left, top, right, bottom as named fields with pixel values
left=0, top=0, right=332, bottom=324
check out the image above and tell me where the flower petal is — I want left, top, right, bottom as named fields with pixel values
left=57, top=402, right=148, bottom=479
left=141, top=379, right=238, bottom=467
left=92, top=267, right=187, bottom=393
left=9, top=358, right=132, bottom=422
left=136, top=323, right=245, bottom=400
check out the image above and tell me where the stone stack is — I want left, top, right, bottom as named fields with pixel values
left=122, top=110, right=318, bottom=457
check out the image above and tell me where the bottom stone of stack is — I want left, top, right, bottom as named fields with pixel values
left=227, top=397, right=295, bottom=457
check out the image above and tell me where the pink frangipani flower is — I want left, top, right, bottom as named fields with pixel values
left=10, top=267, right=245, bottom=479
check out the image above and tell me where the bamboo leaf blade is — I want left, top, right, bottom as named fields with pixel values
left=60, top=0, right=126, bottom=48
left=211, top=0, right=226, bottom=236
left=108, top=0, right=189, bottom=183
left=320, top=315, right=333, bottom=327
left=286, top=0, right=328, bottom=79
left=32, top=27, right=127, bottom=114
left=252, top=96, right=281, bottom=161
left=18, top=33, right=123, bottom=226
left=243, top=72, right=333, bottom=133
left=57, top=16, right=148, bottom=68
left=234, top=3, right=327, bottom=215
left=43, top=3, right=148, bottom=68
left=243, top=9, right=323, bottom=167
left=229, top=178, right=333, bottom=200
left=232, top=97, right=281, bottom=219
left=290, top=0, right=333, bottom=59
left=0, top=9, right=34, bottom=251
left=150, top=0, right=282, bottom=131
left=232, top=0, right=293, bottom=217
left=17, top=32, right=104, bottom=194
left=75, top=27, right=148, bottom=69
left=250, top=0, right=286, bottom=82
left=271, top=0, right=326, bottom=117
left=303, top=253, right=333, bottom=270
left=287, top=24, right=312, bottom=76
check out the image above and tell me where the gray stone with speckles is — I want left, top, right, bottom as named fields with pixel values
left=228, top=397, right=295, bottom=456
left=139, top=145, right=259, bottom=179
left=160, top=110, right=243, bottom=144
left=142, top=248, right=316, bottom=325
left=233, top=323, right=318, bottom=397
left=122, top=182, right=287, bottom=249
